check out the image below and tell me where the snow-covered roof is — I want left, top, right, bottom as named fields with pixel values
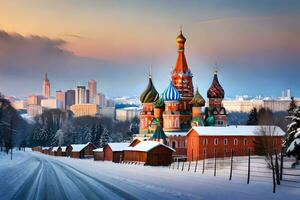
left=190, top=125, right=285, bottom=136
left=60, top=146, right=67, bottom=152
left=93, top=148, right=103, bottom=152
left=107, top=143, right=130, bottom=152
left=165, top=131, right=187, bottom=137
left=125, top=141, right=175, bottom=152
left=52, top=147, right=59, bottom=152
left=70, top=143, right=93, bottom=152
left=42, top=147, right=51, bottom=150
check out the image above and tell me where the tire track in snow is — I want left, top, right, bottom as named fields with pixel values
left=52, top=159, right=139, bottom=200
left=10, top=157, right=43, bottom=200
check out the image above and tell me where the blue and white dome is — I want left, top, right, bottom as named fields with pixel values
left=161, top=81, right=181, bottom=101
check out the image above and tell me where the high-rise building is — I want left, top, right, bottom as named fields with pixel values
left=56, top=90, right=65, bottom=109
left=88, top=80, right=97, bottom=103
left=65, top=90, right=75, bottom=110
left=42, top=73, right=50, bottom=97
left=75, top=86, right=86, bottom=104
left=28, top=95, right=44, bottom=105
left=96, top=92, right=106, bottom=108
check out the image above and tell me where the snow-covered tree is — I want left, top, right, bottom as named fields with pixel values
left=286, top=107, right=300, bottom=161
left=54, top=129, right=64, bottom=146
left=99, top=128, right=109, bottom=148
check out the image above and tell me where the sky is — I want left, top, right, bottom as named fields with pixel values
left=0, top=0, right=300, bottom=99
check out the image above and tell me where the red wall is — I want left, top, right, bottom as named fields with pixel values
left=187, top=129, right=283, bottom=161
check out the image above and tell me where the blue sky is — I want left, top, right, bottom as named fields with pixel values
left=0, top=0, right=299, bottom=98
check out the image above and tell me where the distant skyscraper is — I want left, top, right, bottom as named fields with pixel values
left=42, top=73, right=50, bottom=97
left=65, top=90, right=75, bottom=110
left=75, top=86, right=86, bottom=104
left=88, top=80, right=97, bottom=103
left=56, top=90, right=65, bottom=109
left=96, top=92, right=106, bottom=108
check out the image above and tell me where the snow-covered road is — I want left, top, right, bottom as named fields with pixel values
left=0, top=151, right=300, bottom=200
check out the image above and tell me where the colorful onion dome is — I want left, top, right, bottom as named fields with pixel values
left=140, top=75, right=159, bottom=103
left=176, top=30, right=186, bottom=44
left=207, top=71, right=225, bottom=99
left=152, top=125, right=167, bottom=140
left=161, top=81, right=181, bottom=101
left=154, top=98, right=164, bottom=108
left=190, top=88, right=205, bottom=107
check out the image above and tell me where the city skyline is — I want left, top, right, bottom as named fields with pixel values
left=0, top=0, right=300, bottom=98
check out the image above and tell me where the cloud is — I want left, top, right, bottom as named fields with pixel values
left=0, top=29, right=146, bottom=98
left=63, top=34, right=84, bottom=39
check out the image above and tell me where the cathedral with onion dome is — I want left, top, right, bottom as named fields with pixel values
left=138, top=30, right=228, bottom=148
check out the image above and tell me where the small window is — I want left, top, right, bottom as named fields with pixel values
left=214, top=138, right=218, bottom=145
left=224, top=138, right=228, bottom=145
left=172, top=141, right=176, bottom=149
left=203, top=138, right=208, bottom=146
left=244, top=139, right=247, bottom=145
left=224, top=148, right=227, bottom=157
left=234, top=139, right=238, bottom=145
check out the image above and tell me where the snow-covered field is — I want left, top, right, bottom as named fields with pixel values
left=0, top=151, right=299, bottom=200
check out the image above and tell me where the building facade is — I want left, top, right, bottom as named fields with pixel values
left=75, top=86, right=86, bottom=104
left=88, top=80, right=97, bottom=103
left=116, top=107, right=140, bottom=122
left=55, top=90, right=65, bottom=109
left=70, top=103, right=99, bottom=117
left=65, top=90, right=75, bottom=110
left=41, top=98, right=63, bottom=109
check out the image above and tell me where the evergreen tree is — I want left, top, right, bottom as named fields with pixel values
left=99, top=128, right=109, bottom=148
left=288, top=97, right=297, bottom=114
left=286, top=107, right=300, bottom=161
left=247, top=108, right=258, bottom=125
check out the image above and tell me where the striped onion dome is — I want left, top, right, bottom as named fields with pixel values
left=207, top=71, right=224, bottom=99
left=161, top=81, right=181, bottom=101
left=140, top=76, right=159, bottom=103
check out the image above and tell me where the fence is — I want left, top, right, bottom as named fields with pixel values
left=169, top=149, right=300, bottom=193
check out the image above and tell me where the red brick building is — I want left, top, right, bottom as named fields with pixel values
left=186, top=126, right=285, bottom=161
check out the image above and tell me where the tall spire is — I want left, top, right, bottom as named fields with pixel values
left=173, top=27, right=189, bottom=74
left=44, top=72, right=49, bottom=81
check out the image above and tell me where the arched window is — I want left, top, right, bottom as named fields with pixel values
left=234, top=138, right=238, bottom=145
left=224, top=138, right=228, bottom=145
left=203, top=138, right=208, bottom=146
left=244, top=139, right=247, bottom=145
left=172, top=141, right=177, bottom=149
left=214, top=138, right=218, bottom=145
